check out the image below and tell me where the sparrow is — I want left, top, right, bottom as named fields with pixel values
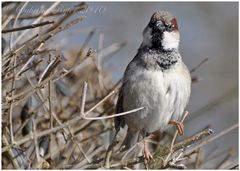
left=114, top=11, right=191, bottom=160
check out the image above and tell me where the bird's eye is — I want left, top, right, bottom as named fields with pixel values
left=154, top=20, right=164, bottom=31
left=166, top=24, right=173, bottom=31
left=156, top=21, right=163, bottom=28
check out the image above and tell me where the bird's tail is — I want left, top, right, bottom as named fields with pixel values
left=122, top=129, right=140, bottom=150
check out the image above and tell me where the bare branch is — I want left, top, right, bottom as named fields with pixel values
left=80, top=82, right=88, bottom=115
left=190, top=58, right=208, bottom=73
left=186, top=123, right=238, bottom=155
left=2, top=21, right=54, bottom=33
left=173, top=128, right=214, bottom=151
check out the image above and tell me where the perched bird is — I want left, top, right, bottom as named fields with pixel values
left=115, top=11, right=191, bottom=160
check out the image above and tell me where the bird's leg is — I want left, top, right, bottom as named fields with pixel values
left=141, top=132, right=154, bottom=161
left=143, top=139, right=153, bottom=161
left=168, top=120, right=184, bottom=135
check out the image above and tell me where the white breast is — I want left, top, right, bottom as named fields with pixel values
left=123, top=62, right=191, bottom=133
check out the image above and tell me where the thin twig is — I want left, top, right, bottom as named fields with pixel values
left=80, top=82, right=88, bottom=115
left=8, top=53, right=16, bottom=144
left=164, top=111, right=189, bottom=166
left=73, top=137, right=91, bottom=164
left=185, top=123, right=238, bottom=155
left=194, top=148, right=201, bottom=169
left=38, top=56, right=61, bottom=83
left=173, top=128, right=213, bottom=151
left=216, top=148, right=235, bottom=169
left=79, top=128, right=112, bottom=143
left=2, top=21, right=54, bottom=33
left=82, top=90, right=116, bottom=117
left=48, top=55, right=53, bottom=130
left=95, top=32, right=107, bottom=94
left=190, top=58, right=208, bottom=73
left=104, top=138, right=119, bottom=168
left=2, top=15, right=13, bottom=30
left=74, top=107, right=113, bottom=135
left=16, top=59, right=43, bottom=77
left=72, top=146, right=105, bottom=169
left=83, top=107, right=145, bottom=120
left=75, top=28, right=96, bottom=60
left=100, top=40, right=127, bottom=61
left=32, top=117, right=40, bottom=163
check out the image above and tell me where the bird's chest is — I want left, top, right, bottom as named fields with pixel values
left=124, top=68, right=177, bottom=107
left=123, top=65, right=187, bottom=132
left=129, top=69, right=166, bottom=103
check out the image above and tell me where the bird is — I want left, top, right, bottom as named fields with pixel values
left=114, top=11, right=191, bottom=160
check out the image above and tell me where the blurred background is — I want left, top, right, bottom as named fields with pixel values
left=2, top=2, right=238, bottom=169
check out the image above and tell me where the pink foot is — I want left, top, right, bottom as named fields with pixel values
left=144, top=140, right=153, bottom=160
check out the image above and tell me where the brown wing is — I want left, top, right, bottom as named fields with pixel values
left=114, top=86, right=125, bottom=133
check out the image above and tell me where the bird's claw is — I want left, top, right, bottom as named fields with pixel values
left=144, top=140, right=153, bottom=161
left=144, top=147, right=153, bottom=161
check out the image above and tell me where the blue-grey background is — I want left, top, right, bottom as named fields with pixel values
left=13, top=2, right=239, bottom=168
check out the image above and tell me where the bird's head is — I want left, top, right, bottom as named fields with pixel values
left=142, top=11, right=180, bottom=51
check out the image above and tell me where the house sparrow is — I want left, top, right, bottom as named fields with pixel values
left=115, top=11, right=191, bottom=160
